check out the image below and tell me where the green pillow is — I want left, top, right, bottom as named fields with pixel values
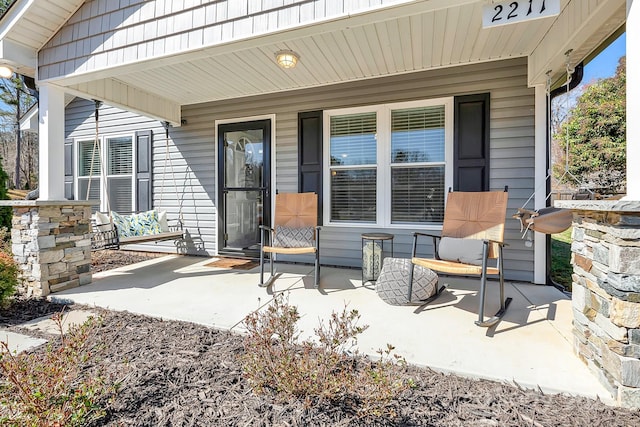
left=128, top=210, right=162, bottom=236
left=110, top=211, right=132, bottom=237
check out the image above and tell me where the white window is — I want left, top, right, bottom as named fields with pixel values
left=76, top=135, right=135, bottom=213
left=323, top=98, right=453, bottom=227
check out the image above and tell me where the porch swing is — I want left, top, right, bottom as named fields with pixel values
left=90, top=102, right=184, bottom=251
left=513, top=50, right=590, bottom=238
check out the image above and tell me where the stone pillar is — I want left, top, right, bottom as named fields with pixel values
left=0, top=200, right=95, bottom=297
left=556, top=200, right=640, bottom=408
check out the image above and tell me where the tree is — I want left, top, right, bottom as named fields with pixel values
left=0, top=1, right=13, bottom=15
left=554, top=57, right=626, bottom=194
left=0, top=75, right=37, bottom=189
left=0, top=155, right=10, bottom=229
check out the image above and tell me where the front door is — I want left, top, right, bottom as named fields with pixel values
left=218, top=120, right=271, bottom=257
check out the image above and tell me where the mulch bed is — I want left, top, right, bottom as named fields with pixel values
left=1, top=297, right=638, bottom=426
left=92, top=250, right=166, bottom=273
left=2, top=251, right=639, bottom=426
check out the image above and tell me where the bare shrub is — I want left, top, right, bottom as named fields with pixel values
left=0, top=312, right=117, bottom=426
left=241, top=294, right=412, bottom=416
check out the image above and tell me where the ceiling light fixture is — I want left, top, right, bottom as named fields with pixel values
left=275, top=50, right=299, bottom=69
left=0, top=65, right=13, bottom=78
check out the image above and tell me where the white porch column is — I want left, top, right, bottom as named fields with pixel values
left=628, top=0, right=640, bottom=199
left=534, top=84, right=547, bottom=284
left=38, top=84, right=66, bottom=201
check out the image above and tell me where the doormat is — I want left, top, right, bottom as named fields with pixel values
left=205, top=258, right=259, bottom=270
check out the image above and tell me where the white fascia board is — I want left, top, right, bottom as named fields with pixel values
left=0, top=0, right=35, bottom=40
left=19, top=103, right=38, bottom=132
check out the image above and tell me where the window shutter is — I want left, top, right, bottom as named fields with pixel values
left=453, top=93, right=490, bottom=191
left=64, top=138, right=74, bottom=199
left=135, top=130, right=153, bottom=212
left=298, top=111, right=323, bottom=224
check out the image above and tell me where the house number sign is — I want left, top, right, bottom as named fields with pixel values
left=482, top=0, right=560, bottom=28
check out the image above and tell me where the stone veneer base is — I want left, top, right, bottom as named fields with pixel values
left=556, top=200, right=640, bottom=408
left=0, top=200, right=96, bottom=297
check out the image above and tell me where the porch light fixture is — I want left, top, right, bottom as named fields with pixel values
left=0, top=65, right=13, bottom=78
left=275, top=50, right=299, bottom=69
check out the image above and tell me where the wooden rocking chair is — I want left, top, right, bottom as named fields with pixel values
left=259, top=193, right=321, bottom=288
left=409, top=189, right=511, bottom=327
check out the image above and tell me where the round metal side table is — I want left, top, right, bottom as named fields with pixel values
left=361, top=232, right=394, bottom=285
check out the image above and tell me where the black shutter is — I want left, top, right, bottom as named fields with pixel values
left=64, top=138, right=74, bottom=200
left=135, top=130, right=153, bottom=212
left=298, top=111, right=323, bottom=224
left=453, top=93, right=490, bottom=191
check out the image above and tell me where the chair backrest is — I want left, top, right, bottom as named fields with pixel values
left=441, top=191, right=508, bottom=258
left=274, top=192, right=318, bottom=229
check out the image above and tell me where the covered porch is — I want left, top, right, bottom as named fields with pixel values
left=52, top=254, right=613, bottom=402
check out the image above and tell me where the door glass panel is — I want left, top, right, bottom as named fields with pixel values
left=224, top=190, right=262, bottom=250
left=224, top=131, right=264, bottom=189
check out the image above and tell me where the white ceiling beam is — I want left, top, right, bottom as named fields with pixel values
left=65, top=78, right=182, bottom=126
left=0, top=38, right=36, bottom=75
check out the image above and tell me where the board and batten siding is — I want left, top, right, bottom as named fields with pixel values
left=180, top=57, right=536, bottom=282
left=64, top=98, right=217, bottom=255
left=39, top=0, right=416, bottom=81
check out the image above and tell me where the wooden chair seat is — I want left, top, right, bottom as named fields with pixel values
left=412, top=257, right=499, bottom=276
left=262, top=246, right=317, bottom=255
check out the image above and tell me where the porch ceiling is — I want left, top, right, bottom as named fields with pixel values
left=63, top=0, right=626, bottom=120
left=64, top=1, right=559, bottom=109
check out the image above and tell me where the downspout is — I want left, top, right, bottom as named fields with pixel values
left=545, top=62, right=584, bottom=287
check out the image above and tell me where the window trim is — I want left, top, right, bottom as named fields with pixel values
left=74, top=132, right=137, bottom=213
left=322, top=97, right=454, bottom=229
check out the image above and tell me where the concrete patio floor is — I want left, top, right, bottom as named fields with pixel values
left=52, top=254, right=613, bottom=403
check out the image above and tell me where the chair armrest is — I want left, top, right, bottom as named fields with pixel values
left=483, top=238, right=507, bottom=247
left=411, top=231, right=442, bottom=258
left=413, top=231, right=441, bottom=239
left=259, top=225, right=274, bottom=248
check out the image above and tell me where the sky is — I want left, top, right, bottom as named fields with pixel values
left=581, top=32, right=626, bottom=83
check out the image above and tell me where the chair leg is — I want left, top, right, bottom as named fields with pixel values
left=499, top=251, right=505, bottom=309
left=259, top=226, right=265, bottom=287
left=475, top=243, right=512, bottom=327
left=314, top=250, right=320, bottom=289
left=407, top=263, right=415, bottom=303
left=476, top=242, right=489, bottom=326
left=259, top=250, right=265, bottom=286
left=270, top=252, right=275, bottom=277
